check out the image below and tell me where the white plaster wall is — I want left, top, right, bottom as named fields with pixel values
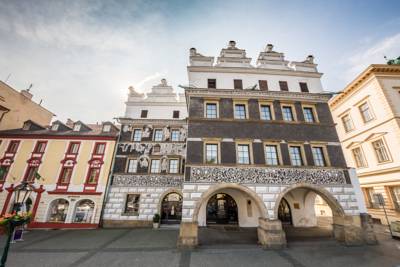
left=125, top=104, right=188, bottom=120
left=188, top=71, right=323, bottom=93
left=283, top=189, right=318, bottom=227
left=378, top=77, right=400, bottom=117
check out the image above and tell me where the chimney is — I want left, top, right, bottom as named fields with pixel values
left=66, top=119, right=74, bottom=127
left=20, top=89, right=33, bottom=100
left=306, top=55, right=315, bottom=64
left=190, top=47, right=197, bottom=56
left=228, top=40, right=236, bottom=48
left=266, top=44, right=273, bottom=52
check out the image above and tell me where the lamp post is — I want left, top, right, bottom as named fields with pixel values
left=0, top=182, right=33, bottom=267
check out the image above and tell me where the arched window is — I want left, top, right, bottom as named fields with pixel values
left=73, top=199, right=95, bottom=223
left=48, top=199, right=69, bottom=222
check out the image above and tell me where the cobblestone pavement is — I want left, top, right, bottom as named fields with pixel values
left=0, top=225, right=399, bottom=267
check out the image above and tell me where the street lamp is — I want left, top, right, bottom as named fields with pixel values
left=13, top=181, right=34, bottom=213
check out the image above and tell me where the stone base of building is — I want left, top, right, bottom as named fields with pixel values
left=257, top=218, right=286, bottom=249
left=177, top=222, right=198, bottom=249
left=102, top=220, right=153, bottom=228
left=333, top=214, right=377, bottom=246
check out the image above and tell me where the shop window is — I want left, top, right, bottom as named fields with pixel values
left=124, top=194, right=140, bottom=214
left=73, top=199, right=95, bottom=223
left=48, top=199, right=69, bottom=222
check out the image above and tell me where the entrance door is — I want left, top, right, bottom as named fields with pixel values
left=161, top=193, right=182, bottom=224
left=206, top=193, right=238, bottom=225
left=278, top=198, right=292, bottom=225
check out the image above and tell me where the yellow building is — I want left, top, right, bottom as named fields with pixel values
left=0, top=119, right=118, bottom=228
left=329, top=64, right=400, bottom=224
left=0, top=81, right=54, bottom=131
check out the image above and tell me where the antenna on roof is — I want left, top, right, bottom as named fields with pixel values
left=4, top=73, right=11, bottom=83
left=27, top=83, right=33, bottom=91
left=39, top=99, right=43, bottom=105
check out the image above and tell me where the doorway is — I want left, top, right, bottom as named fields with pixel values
left=278, top=198, right=292, bottom=225
left=161, top=193, right=182, bottom=224
left=206, top=193, right=238, bottom=225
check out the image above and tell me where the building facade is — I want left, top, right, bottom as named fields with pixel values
left=102, top=79, right=188, bottom=227
left=329, top=64, right=400, bottom=224
left=178, top=41, right=375, bottom=248
left=0, top=81, right=54, bottom=130
left=0, top=119, right=118, bottom=228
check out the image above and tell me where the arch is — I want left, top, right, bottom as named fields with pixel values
left=46, top=198, right=70, bottom=223
left=72, top=199, right=96, bottom=223
left=159, top=191, right=183, bottom=224
left=157, top=188, right=183, bottom=215
left=273, top=183, right=345, bottom=220
left=192, top=183, right=268, bottom=223
left=206, top=193, right=238, bottom=225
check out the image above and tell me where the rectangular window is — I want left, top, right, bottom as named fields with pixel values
left=265, top=145, right=279, bottom=165
left=87, top=168, right=100, bottom=184
left=153, top=130, right=163, bottom=141
left=372, top=139, right=390, bottom=163
left=24, top=166, right=38, bottom=182
left=237, top=144, right=250, bottom=164
left=7, top=141, right=19, bottom=153
left=173, top=110, right=180, bottom=119
left=124, top=194, right=140, bottom=214
left=260, top=105, right=272, bottom=120
left=206, top=103, right=218, bottom=118
left=391, top=187, right=400, bottom=210
left=150, top=159, right=160, bottom=173
left=127, top=159, right=138, bottom=173
left=171, top=130, right=180, bottom=141
left=140, top=110, right=148, bottom=118
left=34, top=141, right=47, bottom=153
left=59, top=167, right=73, bottom=184
left=67, top=142, right=80, bottom=154
left=205, top=144, right=218, bottom=164
left=299, top=82, right=309, bottom=92
left=234, top=104, right=247, bottom=119
left=133, top=129, right=142, bottom=142
left=94, top=143, right=106, bottom=155
left=364, top=188, right=378, bottom=208
left=259, top=80, right=268, bottom=91
left=359, top=102, right=374, bottom=123
left=208, top=79, right=216, bottom=89
left=289, top=146, right=304, bottom=166
left=352, top=147, right=367, bottom=168
left=282, top=106, right=294, bottom=121
left=341, top=114, right=354, bottom=132
left=0, top=166, right=10, bottom=181
left=303, top=107, right=316, bottom=123
left=169, top=159, right=179, bottom=173
left=312, top=147, right=326, bottom=167
left=279, top=81, right=289, bottom=91
left=234, top=79, right=243, bottom=90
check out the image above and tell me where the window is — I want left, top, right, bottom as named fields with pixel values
left=208, top=79, right=216, bottom=89
left=391, top=187, right=400, bottom=210
left=341, top=114, right=354, bottom=132
left=171, top=130, right=180, bottom=141
left=153, top=130, right=163, bottom=141
left=364, top=188, right=378, bottom=208
left=237, top=144, right=250, bottom=164
left=265, top=145, right=279, bottom=165
left=73, top=124, right=81, bottom=131
left=73, top=199, right=95, bottom=223
left=51, top=124, right=59, bottom=131
left=289, top=146, right=304, bottom=166
left=34, top=141, right=47, bottom=153
left=67, top=142, right=80, bottom=154
left=24, top=166, right=38, bottom=182
left=372, top=139, right=390, bottom=163
left=7, top=141, right=19, bottom=153
left=260, top=105, right=272, bottom=120
left=234, top=104, right=247, bottom=119
left=352, top=147, right=367, bottom=168
left=0, top=166, right=10, bottom=181
left=303, top=107, right=316, bottom=123
left=312, top=147, right=326, bottom=167
left=58, top=167, right=73, bottom=184
left=133, top=129, right=142, bottom=141
left=140, top=110, right=148, bottom=118
left=279, top=81, right=289, bottom=91
left=173, top=110, right=180, bottom=119
left=127, top=159, right=138, bottom=173
left=359, top=102, right=374, bottom=123
left=299, top=82, right=309, bottom=92
left=206, top=103, right=218, bottom=118
left=48, top=199, right=69, bottom=222
left=205, top=144, right=218, bottom=164
left=259, top=80, right=268, bottom=91
left=87, top=168, right=100, bottom=184
left=94, top=143, right=106, bottom=155
left=234, top=79, right=243, bottom=90
left=169, top=159, right=179, bottom=173
left=102, top=124, right=111, bottom=132
left=124, top=194, right=140, bottom=214
left=282, top=106, right=294, bottom=121
left=150, top=159, right=160, bottom=173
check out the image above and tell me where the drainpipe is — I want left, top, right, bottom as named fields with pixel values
left=98, top=122, right=121, bottom=228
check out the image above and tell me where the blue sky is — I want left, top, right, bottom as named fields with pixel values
left=1, top=0, right=400, bottom=123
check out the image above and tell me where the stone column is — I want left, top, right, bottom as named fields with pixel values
left=333, top=214, right=377, bottom=246
left=177, top=222, right=198, bottom=249
left=257, top=218, right=286, bottom=249
left=360, top=213, right=377, bottom=245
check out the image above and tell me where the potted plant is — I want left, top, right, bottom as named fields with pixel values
left=152, top=213, right=160, bottom=229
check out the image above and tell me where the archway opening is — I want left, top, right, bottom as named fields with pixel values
left=73, top=199, right=95, bottom=223
left=47, top=199, right=69, bottom=223
left=278, top=198, right=292, bottom=225
left=161, top=193, right=182, bottom=224
left=206, top=193, right=238, bottom=225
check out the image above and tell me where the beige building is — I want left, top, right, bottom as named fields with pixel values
left=329, top=64, right=400, bottom=224
left=0, top=81, right=54, bottom=130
